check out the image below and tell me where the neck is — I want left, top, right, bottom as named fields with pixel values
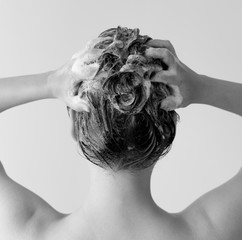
left=80, top=163, right=163, bottom=217
left=65, top=163, right=170, bottom=238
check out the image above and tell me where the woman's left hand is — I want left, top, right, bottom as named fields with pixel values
left=145, top=39, right=201, bottom=110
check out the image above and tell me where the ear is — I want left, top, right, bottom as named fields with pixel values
left=68, top=107, right=78, bottom=141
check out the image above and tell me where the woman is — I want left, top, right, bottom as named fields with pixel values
left=0, top=28, right=241, bottom=239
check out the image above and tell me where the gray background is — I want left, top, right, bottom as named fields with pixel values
left=0, top=0, right=241, bottom=214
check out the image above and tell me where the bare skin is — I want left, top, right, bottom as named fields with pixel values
left=0, top=40, right=242, bottom=240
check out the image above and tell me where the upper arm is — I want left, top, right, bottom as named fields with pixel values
left=0, top=161, right=60, bottom=234
left=183, top=167, right=242, bottom=239
left=0, top=161, right=37, bottom=227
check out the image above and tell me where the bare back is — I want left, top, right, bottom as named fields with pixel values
left=1, top=161, right=242, bottom=240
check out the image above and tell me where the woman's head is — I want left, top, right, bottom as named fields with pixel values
left=69, top=26, right=179, bottom=172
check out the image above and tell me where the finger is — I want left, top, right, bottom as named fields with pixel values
left=146, top=39, right=177, bottom=57
left=150, top=70, right=176, bottom=85
left=69, top=96, right=90, bottom=112
left=160, top=98, right=177, bottom=111
left=160, top=85, right=183, bottom=110
left=145, top=47, right=176, bottom=68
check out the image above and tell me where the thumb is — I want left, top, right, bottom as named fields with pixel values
left=68, top=96, right=90, bottom=112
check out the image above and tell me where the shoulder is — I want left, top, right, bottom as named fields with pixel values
left=181, top=167, right=242, bottom=240
left=0, top=160, right=64, bottom=238
left=0, top=160, right=6, bottom=172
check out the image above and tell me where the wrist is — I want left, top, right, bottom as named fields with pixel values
left=189, top=73, right=209, bottom=105
left=179, top=64, right=204, bottom=107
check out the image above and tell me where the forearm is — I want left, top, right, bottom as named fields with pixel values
left=0, top=71, right=55, bottom=113
left=193, top=74, right=242, bottom=117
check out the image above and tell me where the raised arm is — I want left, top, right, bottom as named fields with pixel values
left=0, top=72, right=53, bottom=113
left=0, top=57, right=89, bottom=114
left=193, top=74, right=242, bottom=117
left=145, top=39, right=242, bottom=239
left=145, top=39, right=242, bottom=117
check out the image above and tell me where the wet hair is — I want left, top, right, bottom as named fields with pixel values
left=70, top=26, right=179, bottom=172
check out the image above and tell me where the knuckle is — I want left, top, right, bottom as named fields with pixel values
left=164, top=40, right=176, bottom=55
left=163, top=40, right=173, bottom=50
left=165, top=40, right=172, bottom=46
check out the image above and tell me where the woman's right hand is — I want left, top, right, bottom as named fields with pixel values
left=48, top=37, right=111, bottom=112
left=145, top=39, right=202, bottom=110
